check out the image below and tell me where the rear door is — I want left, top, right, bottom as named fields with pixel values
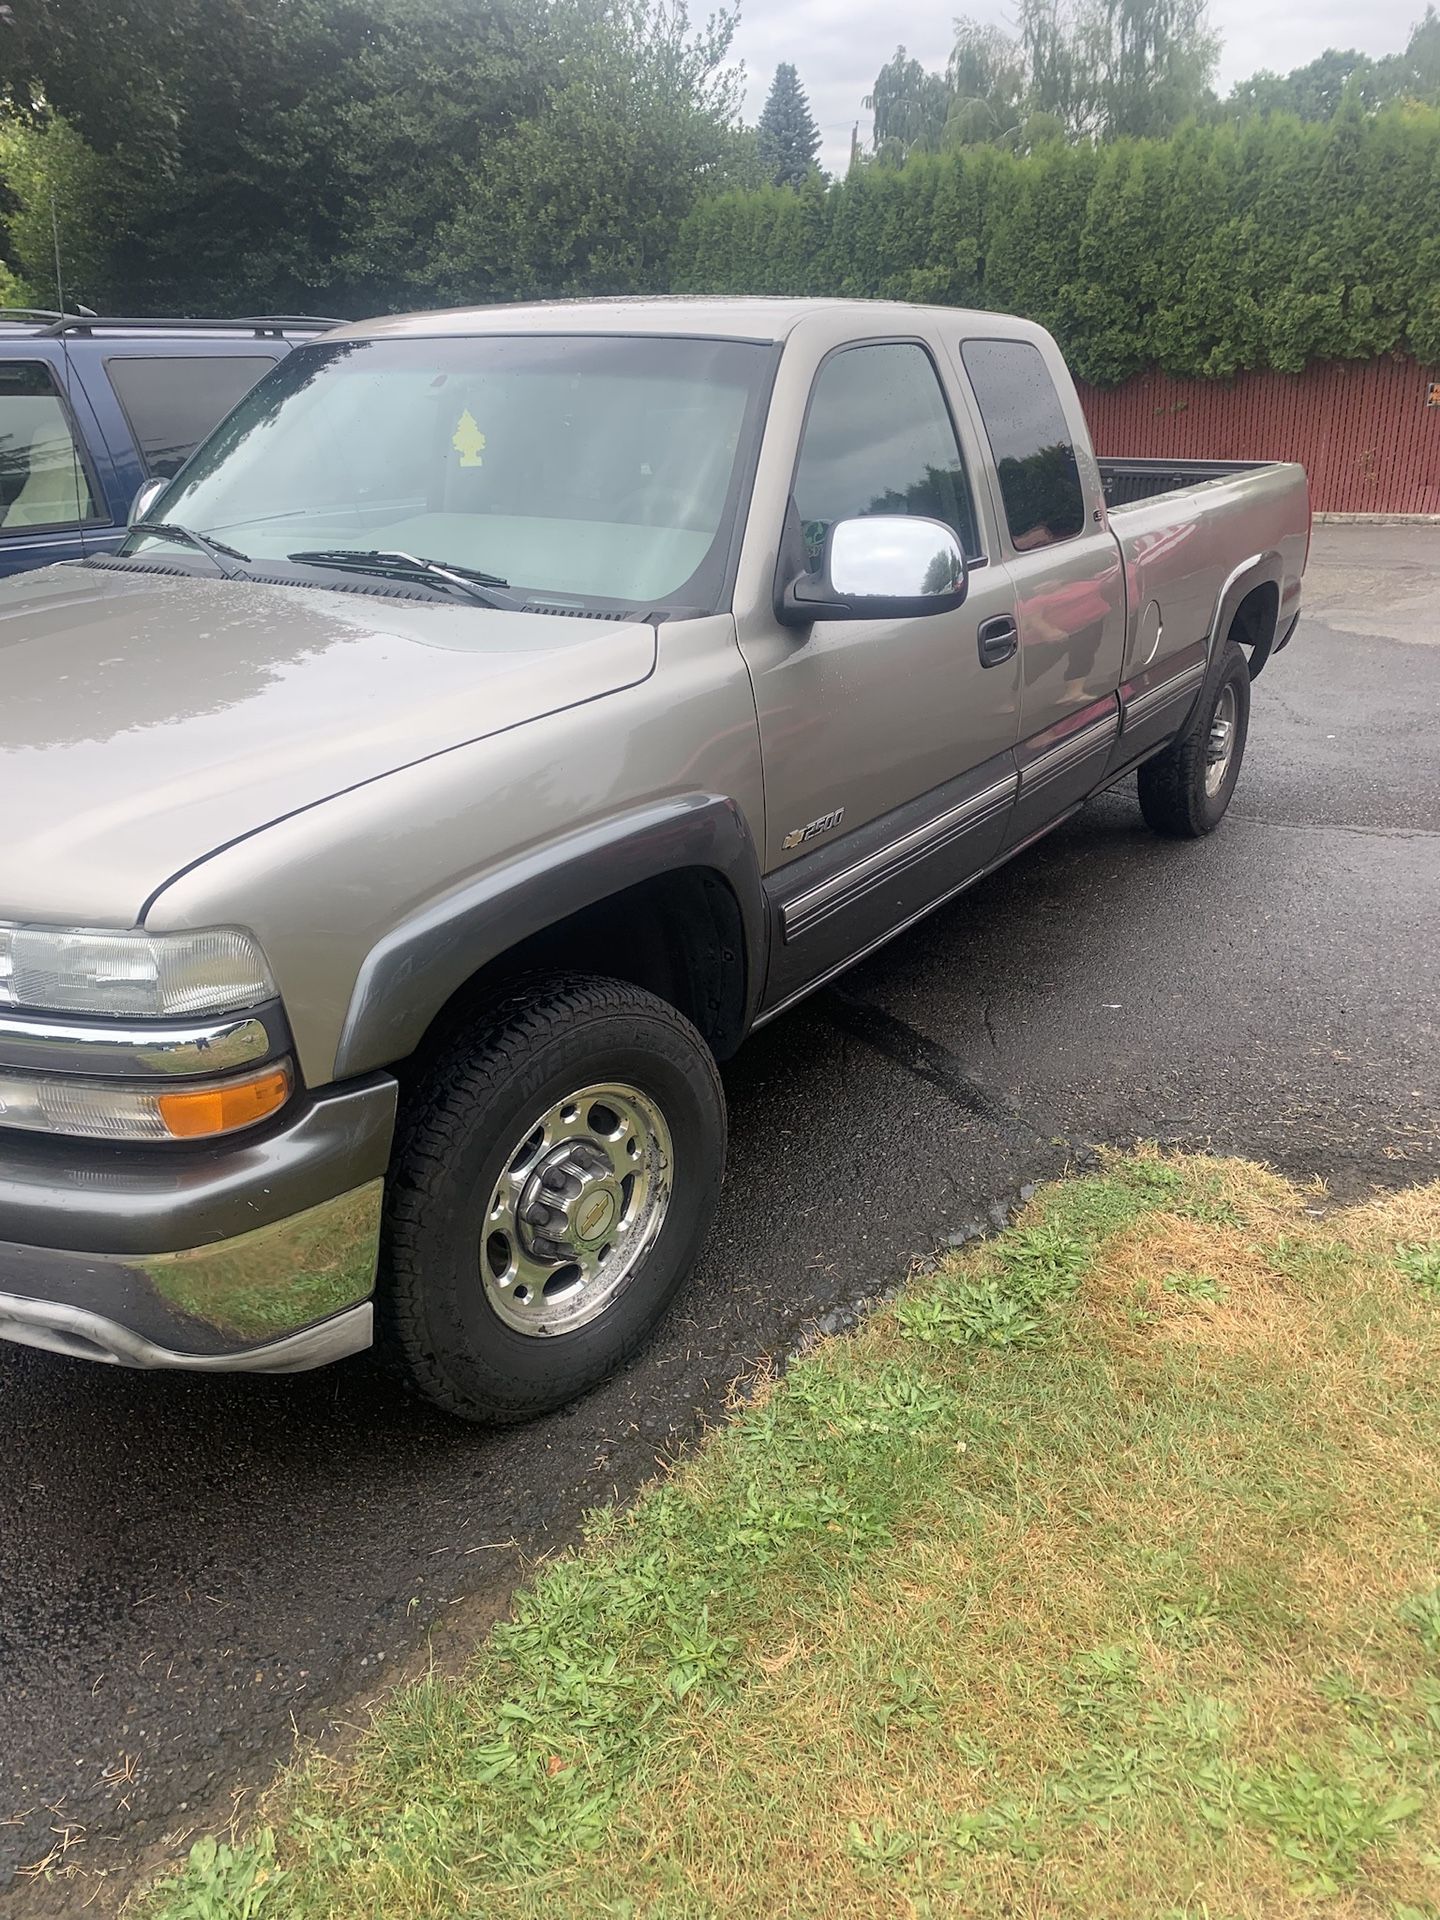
left=0, top=354, right=116, bottom=577
left=736, top=334, right=1022, bottom=1015
left=956, top=336, right=1127, bottom=848
left=91, top=343, right=283, bottom=514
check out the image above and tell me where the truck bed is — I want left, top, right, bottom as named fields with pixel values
left=1098, top=457, right=1269, bottom=510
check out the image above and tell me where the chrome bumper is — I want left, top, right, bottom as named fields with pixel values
left=0, top=1075, right=396, bottom=1373
left=0, top=1291, right=374, bottom=1373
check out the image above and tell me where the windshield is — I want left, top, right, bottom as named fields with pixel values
left=129, top=333, right=774, bottom=612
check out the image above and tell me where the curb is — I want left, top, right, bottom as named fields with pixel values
left=1313, top=512, right=1440, bottom=525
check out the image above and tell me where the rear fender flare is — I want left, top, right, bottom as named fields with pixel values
left=333, top=795, right=767, bottom=1079
left=1206, top=552, right=1284, bottom=671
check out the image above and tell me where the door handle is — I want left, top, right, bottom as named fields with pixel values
left=977, top=615, right=1018, bottom=668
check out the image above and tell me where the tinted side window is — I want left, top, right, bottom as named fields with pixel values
left=793, top=342, right=981, bottom=567
left=961, top=339, right=1085, bottom=551
left=107, top=353, right=276, bottom=478
left=0, top=361, right=100, bottom=531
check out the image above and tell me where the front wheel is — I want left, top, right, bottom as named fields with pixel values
left=380, top=974, right=726, bottom=1423
left=1137, top=640, right=1251, bottom=838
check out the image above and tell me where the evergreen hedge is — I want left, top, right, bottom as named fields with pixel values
left=668, top=107, right=1440, bottom=384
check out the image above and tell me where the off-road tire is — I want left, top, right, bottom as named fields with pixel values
left=1137, top=639, right=1251, bottom=838
left=380, top=973, right=725, bottom=1423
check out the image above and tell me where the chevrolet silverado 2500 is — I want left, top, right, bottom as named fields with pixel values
left=0, top=299, right=1309, bottom=1420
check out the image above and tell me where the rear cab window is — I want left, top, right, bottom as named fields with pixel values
left=793, top=340, right=982, bottom=569
left=105, top=353, right=278, bottom=478
left=0, top=361, right=103, bottom=533
left=961, top=338, right=1085, bottom=552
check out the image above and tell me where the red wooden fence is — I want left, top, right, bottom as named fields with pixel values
left=1077, top=356, right=1440, bottom=515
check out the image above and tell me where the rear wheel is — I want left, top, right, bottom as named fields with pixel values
left=1137, top=640, right=1251, bottom=838
left=381, top=974, right=726, bottom=1423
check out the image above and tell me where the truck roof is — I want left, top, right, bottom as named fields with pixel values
left=330, top=296, right=1032, bottom=346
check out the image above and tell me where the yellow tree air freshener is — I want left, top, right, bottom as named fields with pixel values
left=452, top=409, right=487, bottom=467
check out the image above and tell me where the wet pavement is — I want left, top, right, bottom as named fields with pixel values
left=3, top=523, right=1438, bottom=1911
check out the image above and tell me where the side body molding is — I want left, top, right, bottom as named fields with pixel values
left=333, top=794, right=768, bottom=1079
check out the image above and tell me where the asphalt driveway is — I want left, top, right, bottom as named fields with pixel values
left=3, top=522, right=1437, bottom=1910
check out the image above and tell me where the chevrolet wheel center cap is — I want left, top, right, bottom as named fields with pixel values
left=576, top=1189, right=617, bottom=1246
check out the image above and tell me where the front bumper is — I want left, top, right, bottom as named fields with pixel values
left=0, top=1074, right=397, bottom=1372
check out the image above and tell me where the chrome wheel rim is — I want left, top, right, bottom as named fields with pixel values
left=481, top=1082, right=673, bottom=1336
left=1205, top=683, right=1238, bottom=798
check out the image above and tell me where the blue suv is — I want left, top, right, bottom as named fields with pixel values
left=0, top=312, right=336, bottom=577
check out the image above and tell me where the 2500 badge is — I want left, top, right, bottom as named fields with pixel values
left=782, top=806, right=845, bottom=852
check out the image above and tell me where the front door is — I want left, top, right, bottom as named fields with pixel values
left=736, top=338, right=1023, bottom=1015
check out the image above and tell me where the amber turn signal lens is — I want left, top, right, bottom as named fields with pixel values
left=156, top=1063, right=293, bottom=1139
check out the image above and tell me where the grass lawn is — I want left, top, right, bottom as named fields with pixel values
left=141, top=1152, right=1440, bottom=1919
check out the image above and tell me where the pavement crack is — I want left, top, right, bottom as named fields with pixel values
left=1230, top=813, right=1440, bottom=840
left=823, top=988, right=1055, bottom=1145
left=982, top=1001, right=999, bottom=1052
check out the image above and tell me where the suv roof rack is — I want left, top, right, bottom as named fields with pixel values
left=41, top=313, right=342, bottom=337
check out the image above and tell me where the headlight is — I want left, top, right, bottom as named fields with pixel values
left=0, top=924, right=275, bottom=1018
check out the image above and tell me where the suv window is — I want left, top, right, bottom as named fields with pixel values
left=106, top=353, right=276, bottom=479
left=961, top=338, right=1085, bottom=551
left=0, top=362, right=100, bottom=532
left=793, top=342, right=981, bottom=569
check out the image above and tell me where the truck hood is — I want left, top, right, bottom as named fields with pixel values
left=2, top=564, right=656, bottom=924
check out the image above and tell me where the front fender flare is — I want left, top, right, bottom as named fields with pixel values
left=332, top=794, right=767, bottom=1079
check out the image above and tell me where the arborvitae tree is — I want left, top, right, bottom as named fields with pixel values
left=756, top=62, right=822, bottom=187
left=668, top=104, right=1440, bottom=384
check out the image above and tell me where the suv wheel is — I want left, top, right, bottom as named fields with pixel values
left=380, top=974, right=725, bottom=1422
left=1137, top=640, right=1251, bottom=838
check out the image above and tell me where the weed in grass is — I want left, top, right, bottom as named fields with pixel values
left=845, top=1817, right=919, bottom=1868
left=1161, top=1270, right=1226, bottom=1304
left=1267, top=1235, right=1356, bottom=1288
left=1398, top=1243, right=1440, bottom=1295
left=1400, top=1586, right=1440, bottom=1656
left=895, top=1279, right=1045, bottom=1349
left=1182, top=1198, right=1247, bottom=1227
left=853, top=1661, right=942, bottom=1738
left=1317, top=1672, right=1390, bottom=1728
left=149, top=1833, right=286, bottom=1919
left=896, top=1214, right=1092, bottom=1349
left=1060, top=1645, right=1143, bottom=1731
left=995, top=1222, right=1093, bottom=1300
left=1235, top=1761, right=1425, bottom=1893
left=1152, top=1592, right=1225, bottom=1648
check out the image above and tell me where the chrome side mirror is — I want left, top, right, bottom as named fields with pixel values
left=128, top=477, right=167, bottom=527
left=778, top=515, right=967, bottom=626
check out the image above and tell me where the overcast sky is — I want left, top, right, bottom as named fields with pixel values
left=730, top=0, right=1425, bottom=172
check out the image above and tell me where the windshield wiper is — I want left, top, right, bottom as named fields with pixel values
left=287, top=548, right=518, bottom=609
left=129, top=521, right=252, bottom=575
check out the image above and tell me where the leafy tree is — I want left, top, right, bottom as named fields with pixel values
left=756, top=61, right=821, bottom=187
left=0, top=111, right=112, bottom=308
left=1076, top=0, right=1220, bottom=139
left=868, top=0, right=1216, bottom=152
left=1224, top=9, right=1440, bottom=124
left=1226, top=49, right=1378, bottom=123
left=0, top=0, right=751, bottom=313
left=944, top=17, right=1028, bottom=146
left=866, top=46, right=952, bottom=163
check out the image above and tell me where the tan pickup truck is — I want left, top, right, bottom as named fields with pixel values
left=0, top=298, right=1309, bottom=1419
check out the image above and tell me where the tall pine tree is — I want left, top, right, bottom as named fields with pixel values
left=757, top=62, right=822, bottom=186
